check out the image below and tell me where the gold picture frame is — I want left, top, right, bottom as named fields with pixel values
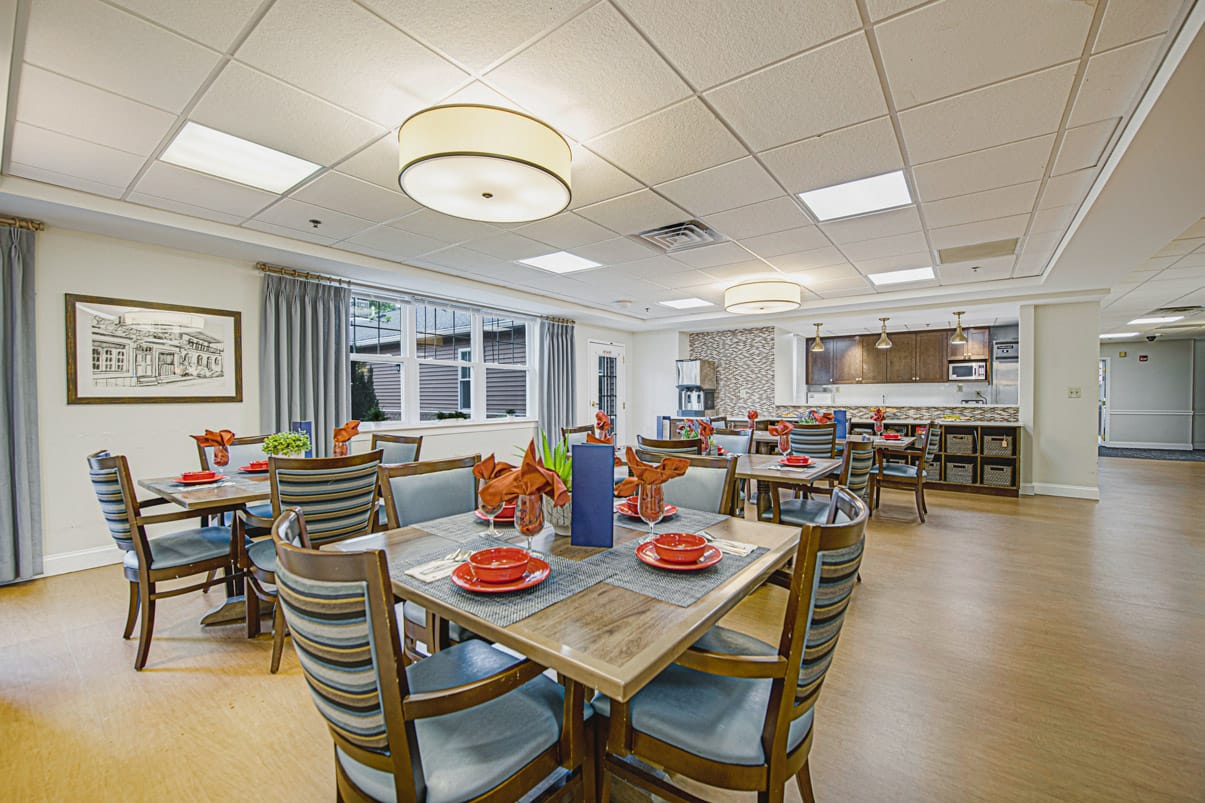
left=65, top=294, right=243, bottom=404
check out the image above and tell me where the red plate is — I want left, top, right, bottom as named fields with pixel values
left=175, top=473, right=220, bottom=485
left=474, top=509, right=516, bottom=523
left=450, top=558, right=550, bottom=593
left=778, top=456, right=810, bottom=466
left=616, top=502, right=678, bottom=519
left=635, top=542, right=722, bottom=571
left=882, top=433, right=902, bottom=440
left=238, top=465, right=270, bottom=474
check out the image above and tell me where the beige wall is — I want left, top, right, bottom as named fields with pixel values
left=629, top=329, right=688, bottom=437
left=1100, top=339, right=1195, bottom=448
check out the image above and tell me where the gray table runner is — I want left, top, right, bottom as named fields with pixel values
left=411, top=512, right=552, bottom=544
left=612, top=506, right=729, bottom=536
left=583, top=541, right=768, bottom=607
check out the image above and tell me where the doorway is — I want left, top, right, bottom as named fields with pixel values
left=1098, top=357, right=1109, bottom=444
left=587, top=341, right=626, bottom=443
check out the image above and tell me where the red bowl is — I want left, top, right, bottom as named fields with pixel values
left=468, top=547, right=531, bottom=583
left=781, top=455, right=810, bottom=465
left=246, top=460, right=269, bottom=470
left=181, top=471, right=218, bottom=481
left=652, top=533, right=707, bottom=564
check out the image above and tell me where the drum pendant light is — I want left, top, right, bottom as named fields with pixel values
left=723, top=280, right=802, bottom=314
left=950, top=311, right=969, bottom=345
left=875, top=317, right=893, bottom=349
left=810, top=323, right=824, bottom=352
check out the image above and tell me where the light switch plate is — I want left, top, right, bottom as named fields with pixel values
left=1067, top=386, right=1082, bottom=399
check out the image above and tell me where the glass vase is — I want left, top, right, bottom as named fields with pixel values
left=333, top=441, right=349, bottom=457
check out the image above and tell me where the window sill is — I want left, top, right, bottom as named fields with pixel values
left=352, top=418, right=538, bottom=439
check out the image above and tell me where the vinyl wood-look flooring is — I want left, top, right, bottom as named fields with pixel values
left=1, top=457, right=1202, bottom=802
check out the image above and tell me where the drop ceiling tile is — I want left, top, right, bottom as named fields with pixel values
left=1094, top=0, right=1182, bottom=52
left=876, top=0, right=1091, bottom=109
left=768, top=246, right=849, bottom=272
left=783, top=263, right=863, bottom=285
left=760, top=116, right=903, bottom=194
left=362, top=0, right=584, bottom=71
left=899, top=63, right=1076, bottom=163
left=813, top=285, right=877, bottom=298
left=133, top=162, right=276, bottom=218
left=705, top=33, right=887, bottom=151
left=668, top=242, right=755, bottom=269
left=291, top=171, right=417, bottom=222
left=14, top=65, right=177, bottom=156
left=244, top=219, right=338, bottom=245
left=338, top=134, right=400, bottom=191
left=615, top=0, right=860, bottom=89
left=865, top=0, right=928, bottom=19
left=1174, top=218, right=1205, bottom=239
left=461, top=232, right=553, bottom=261
left=929, top=214, right=1028, bottom=250
left=839, top=231, right=928, bottom=261
left=819, top=206, right=921, bottom=244
left=237, top=0, right=466, bottom=128
left=1040, top=168, right=1096, bottom=209
left=850, top=251, right=931, bottom=275
left=127, top=193, right=247, bottom=225
left=251, top=198, right=375, bottom=240
left=1030, top=204, right=1076, bottom=235
left=571, top=237, right=658, bottom=265
left=610, top=255, right=701, bottom=279
left=655, top=158, right=782, bottom=217
left=485, top=2, right=690, bottom=141
left=912, top=134, right=1054, bottom=202
left=108, top=0, right=264, bottom=51
left=743, top=226, right=830, bottom=258
left=23, top=0, right=221, bottom=112
left=1023, top=229, right=1062, bottom=254
left=391, top=208, right=500, bottom=243
left=701, top=197, right=812, bottom=240
left=567, top=147, right=643, bottom=210
left=192, top=62, right=385, bottom=166
left=649, top=268, right=723, bottom=290
left=1054, top=118, right=1119, bottom=176
left=701, top=261, right=781, bottom=282
left=341, top=225, right=446, bottom=259
left=1155, top=237, right=1205, bottom=257
left=514, top=212, right=614, bottom=250
left=6, top=161, right=126, bottom=198
left=1069, top=37, right=1162, bottom=127
left=935, top=255, right=1015, bottom=284
left=922, top=181, right=1039, bottom=229
left=8, top=122, right=145, bottom=191
left=585, top=99, right=746, bottom=186
left=575, top=190, right=689, bottom=235
left=422, top=246, right=506, bottom=274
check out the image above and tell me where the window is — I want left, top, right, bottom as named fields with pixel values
left=348, top=295, right=533, bottom=425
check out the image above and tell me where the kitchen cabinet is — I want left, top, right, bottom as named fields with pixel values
left=831, top=336, right=861, bottom=383
left=805, top=343, right=831, bottom=385
left=916, top=330, right=949, bottom=381
left=948, top=328, right=990, bottom=360
left=859, top=335, right=888, bottom=383
left=886, top=332, right=918, bottom=382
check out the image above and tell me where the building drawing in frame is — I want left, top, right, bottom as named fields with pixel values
left=66, top=294, right=243, bottom=404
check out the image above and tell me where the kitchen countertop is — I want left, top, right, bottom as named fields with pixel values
left=851, top=418, right=1021, bottom=426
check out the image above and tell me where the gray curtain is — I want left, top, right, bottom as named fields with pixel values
left=260, top=274, right=350, bottom=457
left=1, top=227, right=41, bottom=583
left=538, top=319, right=576, bottom=442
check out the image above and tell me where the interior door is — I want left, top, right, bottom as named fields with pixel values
left=587, top=341, right=626, bottom=443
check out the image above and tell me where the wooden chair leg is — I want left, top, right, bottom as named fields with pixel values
left=134, top=582, right=156, bottom=671
left=269, top=597, right=287, bottom=673
left=202, top=568, right=217, bottom=592
left=123, top=581, right=139, bottom=639
left=794, top=760, right=816, bottom=803
left=582, top=712, right=598, bottom=803
left=246, top=584, right=262, bottom=638
left=920, top=483, right=929, bottom=515
left=594, top=715, right=610, bottom=802
left=915, top=485, right=926, bottom=523
left=223, top=564, right=237, bottom=597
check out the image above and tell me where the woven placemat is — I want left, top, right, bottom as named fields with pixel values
left=612, top=507, right=729, bottom=536
left=583, top=541, right=767, bottom=607
left=411, top=512, right=552, bottom=544
left=390, top=536, right=613, bottom=628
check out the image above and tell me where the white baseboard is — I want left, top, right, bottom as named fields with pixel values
left=1032, top=483, right=1100, bottom=500
left=1019, top=483, right=1035, bottom=496
left=40, top=544, right=122, bottom=577
left=1103, top=440, right=1191, bottom=451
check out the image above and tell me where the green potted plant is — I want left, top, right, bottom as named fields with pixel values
left=537, top=431, right=573, bottom=536
left=262, top=430, right=312, bottom=458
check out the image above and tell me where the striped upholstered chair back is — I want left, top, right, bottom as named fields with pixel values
left=919, top=422, right=941, bottom=472
left=839, top=440, right=876, bottom=503
left=86, top=450, right=140, bottom=554
left=788, top=423, right=837, bottom=459
left=636, top=435, right=702, bottom=454
left=269, top=451, right=383, bottom=547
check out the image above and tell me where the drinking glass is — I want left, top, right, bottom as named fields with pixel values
left=478, top=495, right=505, bottom=540
left=212, top=444, right=230, bottom=468
left=637, top=482, right=665, bottom=540
left=515, top=493, right=544, bottom=557
left=777, top=434, right=791, bottom=456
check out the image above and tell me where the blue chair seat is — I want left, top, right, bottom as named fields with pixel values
left=593, top=625, right=812, bottom=766
left=402, top=600, right=474, bottom=644
left=121, top=526, right=231, bottom=571
left=246, top=501, right=274, bottom=520
left=762, top=497, right=834, bottom=527
left=247, top=538, right=277, bottom=575
left=335, top=639, right=592, bottom=803
left=872, top=463, right=926, bottom=478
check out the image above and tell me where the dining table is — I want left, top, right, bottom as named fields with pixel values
left=332, top=512, right=800, bottom=704
left=733, top=453, right=844, bottom=520
left=750, top=430, right=917, bottom=452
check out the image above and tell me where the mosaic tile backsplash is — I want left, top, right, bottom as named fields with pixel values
left=688, top=327, right=775, bottom=416
left=776, top=404, right=1020, bottom=423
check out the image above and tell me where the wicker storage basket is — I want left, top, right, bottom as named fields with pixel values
left=982, top=463, right=1014, bottom=487
left=945, top=460, right=975, bottom=484
left=982, top=435, right=1013, bottom=457
left=946, top=433, right=976, bottom=455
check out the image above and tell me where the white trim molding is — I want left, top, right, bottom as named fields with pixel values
left=1032, top=483, right=1100, bottom=501
left=41, top=544, right=122, bottom=577
left=1104, top=441, right=1192, bottom=451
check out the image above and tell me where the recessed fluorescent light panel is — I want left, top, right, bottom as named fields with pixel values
left=867, top=266, right=935, bottom=286
left=518, top=251, right=601, bottom=274
left=659, top=297, right=714, bottom=309
left=1128, top=316, right=1183, bottom=325
left=1099, top=332, right=1138, bottom=339
left=161, top=122, right=320, bottom=193
left=798, top=170, right=912, bottom=221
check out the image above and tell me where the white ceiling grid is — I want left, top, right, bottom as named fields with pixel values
left=3, top=0, right=1191, bottom=319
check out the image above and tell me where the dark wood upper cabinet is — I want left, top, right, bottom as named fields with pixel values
left=886, top=332, right=917, bottom=382
left=831, top=336, right=862, bottom=383
left=805, top=342, right=831, bottom=385
left=859, top=335, right=888, bottom=383
left=916, top=330, right=950, bottom=381
left=949, top=327, right=991, bottom=360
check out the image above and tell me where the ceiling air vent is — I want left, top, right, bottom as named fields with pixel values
left=629, top=220, right=728, bottom=254
left=937, top=238, right=1019, bottom=264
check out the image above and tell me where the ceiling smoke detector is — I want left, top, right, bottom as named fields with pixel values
left=629, top=220, right=728, bottom=254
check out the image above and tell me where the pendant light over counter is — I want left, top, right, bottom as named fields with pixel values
left=950, top=311, right=968, bottom=345
left=875, top=317, right=892, bottom=349
left=810, top=323, right=824, bottom=352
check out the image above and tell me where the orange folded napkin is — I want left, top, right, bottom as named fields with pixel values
left=479, top=440, right=569, bottom=508
left=615, top=447, right=689, bottom=497
left=333, top=420, right=360, bottom=444
left=595, top=410, right=612, bottom=436
left=767, top=421, right=794, bottom=437
left=699, top=420, right=714, bottom=439
left=586, top=432, right=613, bottom=445
left=747, top=410, right=759, bottom=422
left=472, top=454, right=516, bottom=482
left=190, top=429, right=236, bottom=448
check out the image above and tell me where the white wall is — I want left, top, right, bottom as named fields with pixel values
left=629, top=329, right=688, bottom=437
left=1021, top=301, right=1101, bottom=499
left=1100, top=339, right=1195, bottom=449
left=348, top=420, right=539, bottom=462
left=821, top=381, right=994, bottom=406
left=36, top=228, right=263, bottom=575
left=1193, top=340, right=1204, bottom=448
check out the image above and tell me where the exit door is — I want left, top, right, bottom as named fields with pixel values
left=587, top=341, right=626, bottom=443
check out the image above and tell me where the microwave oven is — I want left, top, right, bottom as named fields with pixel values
left=949, top=360, right=988, bottom=381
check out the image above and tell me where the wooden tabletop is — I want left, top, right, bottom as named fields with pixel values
left=138, top=473, right=270, bottom=511
left=734, top=453, right=843, bottom=484
left=333, top=515, right=800, bottom=702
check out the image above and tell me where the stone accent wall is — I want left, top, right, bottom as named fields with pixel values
left=689, top=327, right=774, bottom=417
left=776, top=404, right=1020, bottom=423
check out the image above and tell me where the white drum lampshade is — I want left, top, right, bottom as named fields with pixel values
left=397, top=105, right=571, bottom=223
left=724, top=280, right=802, bottom=314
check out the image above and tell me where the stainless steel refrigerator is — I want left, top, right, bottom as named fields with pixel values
left=992, top=341, right=1019, bottom=404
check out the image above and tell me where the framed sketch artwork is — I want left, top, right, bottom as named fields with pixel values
left=65, top=294, right=243, bottom=404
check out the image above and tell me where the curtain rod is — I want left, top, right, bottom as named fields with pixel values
left=0, top=215, right=46, bottom=231
left=255, top=261, right=564, bottom=323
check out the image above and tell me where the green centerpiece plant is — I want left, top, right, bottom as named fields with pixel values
left=262, top=430, right=312, bottom=458
left=521, top=431, right=574, bottom=535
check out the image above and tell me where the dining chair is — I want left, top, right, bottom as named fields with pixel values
left=594, top=486, right=869, bottom=803
left=196, top=433, right=274, bottom=521
left=871, top=422, right=941, bottom=522
left=708, top=416, right=728, bottom=429
left=633, top=450, right=739, bottom=516
left=766, top=440, right=875, bottom=527
left=710, top=427, right=752, bottom=455
left=562, top=424, right=594, bottom=447
left=271, top=518, right=595, bottom=803
left=371, top=433, right=423, bottom=464
left=753, top=418, right=782, bottom=432
left=636, top=435, right=702, bottom=454
left=236, top=450, right=383, bottom=672
left=86, top=450, right=236, bottom=670
left=379, top=455, right=481, bottom=661
left=787, top=423, right=837, bottom=459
